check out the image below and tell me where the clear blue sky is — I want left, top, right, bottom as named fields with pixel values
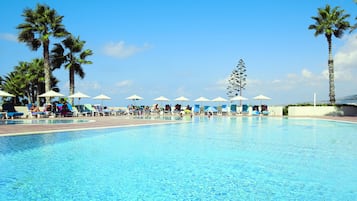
left=1, top=0, right=356, bottom=106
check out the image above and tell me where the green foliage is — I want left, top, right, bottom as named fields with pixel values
left=227, top=59, right=247, bottom=99
left=51, top=34, right=93, bottom=103
left=1, top=59, right=59, bottom=105
left=308, top=4, right=351, bottom=104
left=17, top=3, right=69, bottom=96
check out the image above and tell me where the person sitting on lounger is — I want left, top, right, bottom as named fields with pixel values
left=30, top=104, right=40, bottom=112
left=61, top=102, right=70, bottom=116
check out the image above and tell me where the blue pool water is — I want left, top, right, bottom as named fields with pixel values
left=0, top=117, right=356, bottom=200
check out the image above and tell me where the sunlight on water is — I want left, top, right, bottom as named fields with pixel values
left=0, top=117, right=356, bottom=200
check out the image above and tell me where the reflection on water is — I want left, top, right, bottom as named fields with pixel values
left=0, top=119, right=91, bottom=125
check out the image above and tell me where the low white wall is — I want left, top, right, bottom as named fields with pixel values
left=231, top=105, right=283, bottom=116
left=288, top=106, right=357, bottom=116
left=268, top=106, right=283, bottom=116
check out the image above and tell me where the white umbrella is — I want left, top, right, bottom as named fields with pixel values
left=154, top=96, right=169, bottom=101
left=211, top=96, right=228, bottom=102
left=193, top=97, right=210, bottom=114
left=126, top=94, right=143, bottom=106
left=38, top=90, right=65, bottom=98
left=194, top=96, right=210, bottom=102
left=126, top=94, right=143, bottom=100
left=69, top=91, right=90, bottom=99
left=94, top=94, right=111, bottom=100
left=68, top=92, right=90, bottom=105
left=211, top=96, right=228, bottom=114
left=93, top=94, right=111, bottom=106
left=253, top=94, right=271, bottom=105
left=154, top=96, right=170, bottom=109
left=230, top=96, right=248, bottom=101
left=38, top=90, right=65, bottom=104
left=175, top=96, right=189, bottom=102
left=0, top=90, right=15, bottom=97
left=253, top=94, right=271, bottom=100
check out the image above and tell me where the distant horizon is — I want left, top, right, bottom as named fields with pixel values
left=1, top=0, right=356, bottom=106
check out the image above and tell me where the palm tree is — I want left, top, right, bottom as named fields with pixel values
left=308, top=4, right=350, bottom=104
left=51, top=35, right=93, bottom=104
left=2, top=59, right=59, bottom=105
left=17, top=4, right=68, bottom=102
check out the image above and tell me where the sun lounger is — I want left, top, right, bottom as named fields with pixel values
left=230, top=104, right=237, bottom=115
left=56, top=103, right=74, bottom=117
left=221, top=104, right=228, bottom=115
left=84, top=104, right=98, bottom=116
left=164, top=104, right=171, bottom=114
left=2, top=102, right=24, bottom=119
left=242, top=104, right=249, bottom=115
left=27, top=103, right=47, bottom=118
left=93, top=104, right=105, bottom=116
left=261, top=104, right=269, bottom=115
left=205, top=106, right=218, bottom=115
left=193, top=104, right=200, bottom=115
left=252, top=105, right=260, bottom=115
left=75, top=105, right=92, bottom=116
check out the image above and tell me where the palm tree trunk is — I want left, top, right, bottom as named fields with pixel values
left=69, top=67, right=75, bottom=105
left=327, top=36, right=336, bottom=104
left=43, top=40, right=51, bottom=104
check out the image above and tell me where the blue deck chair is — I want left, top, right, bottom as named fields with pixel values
left=230, top=104, right=237, bottom=115
left=66, top=103, right=75, bottom=117
left=221, top=104, right=228, bottom=115
left=242, top=104, right=249, bottom=115
left=84, top=104, right=98, bottom=116
left=2, top=102, right=24, bottom=119
left=76, top=105, right=92, bottom=116
left=56, top=103, right=74, bottom=117
left=27, top=103, right=47, bottom=118
left=193, top=104, right=200, bottom=114
left=205, top=106, right=218, bottom=114
left=203, top=106, right=210, bottom=115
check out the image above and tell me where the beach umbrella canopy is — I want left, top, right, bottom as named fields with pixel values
left=211, top=96, right=228, bottom=102
left=93, top=94, right=111, bottom=106
left=93, top=94, right=111, bottom=100
left=154, top=96, right=170, bottom=108
left=175, top=96, right=189, bottom=102
left=0, top=90, right=15, bottom=97
left=69, top=92, right=90, bottom=105
left=38, top=90, right=65, bottom=98
left=253, top=94, right=271, bottom=105
left=68, top=91, right=90, bottom=99
left=126, top=94, right=143, bottom=100
left=253, top=94, right=271, bottom=100
left=126, top=94, right=143, bottom=106
left=194, top=96, right=210, bottom=102
left=154, top=96, right=169, bottom=101
left=230, top=95, right=248, bottom=101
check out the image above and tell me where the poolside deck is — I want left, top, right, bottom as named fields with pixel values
left=0, top=115, right=356, bottom=136
left=0, top=116, right=182, bottom=136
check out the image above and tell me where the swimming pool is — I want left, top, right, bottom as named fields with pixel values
left=0, top=117, right=356, bottom=200
left=0, top=119, right=92, bottom=125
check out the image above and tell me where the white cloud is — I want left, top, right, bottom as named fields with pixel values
left=333, top=34, right=357, bottom=80
left=0, top=33, right=17, bottom=42
left=115, top=80, right=133, bottom=87
left=301, top=69, right=312, bottom=78
left=103, top=41, right=150, bottom=58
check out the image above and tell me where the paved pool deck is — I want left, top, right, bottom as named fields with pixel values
left=0, top=116, right=182, bottom=136
left=0, top=115, right=356, bottom=136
